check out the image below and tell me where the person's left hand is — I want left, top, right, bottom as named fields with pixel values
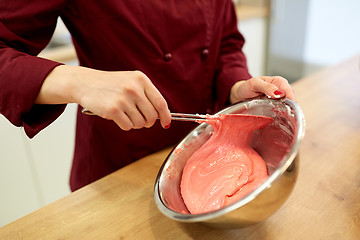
left=229, top=76, right=296, bottom=104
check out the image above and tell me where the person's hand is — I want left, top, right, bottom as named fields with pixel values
left=229, top=76, right=296, bottom=104
left=36, top=65, right=171, bottom=130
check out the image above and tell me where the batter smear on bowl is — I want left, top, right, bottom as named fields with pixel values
left=180, top=114, right=273, bottom=214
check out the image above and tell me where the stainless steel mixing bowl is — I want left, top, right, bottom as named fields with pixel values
left=154, top=98, right=306, bottom=228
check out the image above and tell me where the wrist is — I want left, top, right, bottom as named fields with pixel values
left=60, top=65, right=89, bottom=104
left=35, top=65, right=87, bottom=105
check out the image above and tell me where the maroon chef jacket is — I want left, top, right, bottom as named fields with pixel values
left=0, top=0, right=251, bottom=191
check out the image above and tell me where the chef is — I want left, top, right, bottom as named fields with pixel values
left=0, top=0, right=295, bottom=191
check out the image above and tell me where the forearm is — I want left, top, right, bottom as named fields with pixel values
left=35, top=65, right=87, bottom=105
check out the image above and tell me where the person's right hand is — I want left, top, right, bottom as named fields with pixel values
left=35, top=65, right=172, bottom=130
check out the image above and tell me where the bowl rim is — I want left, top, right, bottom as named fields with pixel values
left=154, top=98, right=306, bottom=222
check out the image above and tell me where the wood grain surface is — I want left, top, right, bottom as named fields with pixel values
left=1, top=55, right=359, bottom=239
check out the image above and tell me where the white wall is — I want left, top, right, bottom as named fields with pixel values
left=239, top=17, right=268, bottom=77
left=0, top=117, right=42, bottom=226
left=0, top=104, right=77, bottom=227
left=267, top=0, right=310, bottom=81
left=303, top=0, right=360, bottom=74
left=268, top=0, right=360, bottom=80
left=27, top=104, right=77, bottom=205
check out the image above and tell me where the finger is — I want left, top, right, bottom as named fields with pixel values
left=248, top=77, right=280, bottom=98
left=144, top=85, right=171, bottom=129
left=85, top=98, right=139, bottom=130
left=99, top=98, right=143, bottom=130
left=124, top=105, right=147, bottom=129
left=136, top=97, right=158, bottom=128
left=260, top=76, right=296, bottom=101
left=112, top=111, right=134, bottom=131
left=274, top=77, right=296, bottom=101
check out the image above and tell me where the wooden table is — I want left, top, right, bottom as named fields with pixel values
left=1, top=55, right=360, bottom=239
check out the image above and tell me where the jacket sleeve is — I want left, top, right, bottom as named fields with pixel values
left=0, top=0, right=67, bottom=138
left=214, top=0, right=252, bottom=112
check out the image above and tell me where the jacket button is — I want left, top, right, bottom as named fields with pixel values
left=201, top=48, right=209, bottom=57
left=164, top=53, right=172, bottom=61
